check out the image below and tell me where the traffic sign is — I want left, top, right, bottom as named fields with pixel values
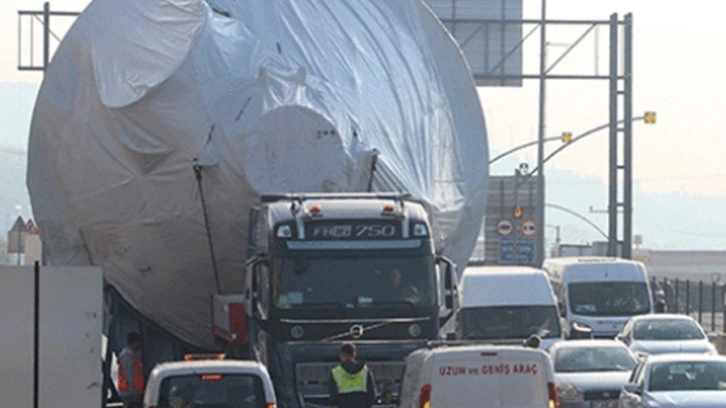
left=499, top=237, right=515, bottom=265
left=521, top=220, right=536, bottom=237
left=496, top=219, right=513, bottom=236
left=516, top=238, right=535, bottom=264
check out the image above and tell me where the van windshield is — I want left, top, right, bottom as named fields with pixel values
left=157, top=373, right=266, bottom=408
left=568, top=281, right=650, bottom=316
left=460, top=306, right=561, bottom=340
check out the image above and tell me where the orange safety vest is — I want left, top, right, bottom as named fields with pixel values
left=118, top=348, right=145, bottom=394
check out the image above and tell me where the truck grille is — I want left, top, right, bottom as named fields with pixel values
left=295, top=361, right=406, bottom=403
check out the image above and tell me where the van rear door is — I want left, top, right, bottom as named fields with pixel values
left=430, top=348, right=551, bottom=408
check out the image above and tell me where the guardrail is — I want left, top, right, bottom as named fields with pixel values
left=652, top=276, right=726, bottom=333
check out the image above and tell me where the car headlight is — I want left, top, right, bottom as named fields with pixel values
left=557, top=383, right=583, bottom=399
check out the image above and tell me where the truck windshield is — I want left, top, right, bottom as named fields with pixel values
left=568, top=281, right=650, bottom=316
left=158, top=373, right=266, bottom=408
left=460, top=305, right=561, bottom=340
left=273, top=256, right=435, bottom=308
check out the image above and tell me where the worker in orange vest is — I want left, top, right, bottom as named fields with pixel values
left=118, top=331, right=145, bottom=408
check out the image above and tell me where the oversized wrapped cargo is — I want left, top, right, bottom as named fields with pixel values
left=28, top=0, right=488, bottom=349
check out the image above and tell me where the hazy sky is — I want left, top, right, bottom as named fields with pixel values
left=2, top=0, right=726, bottom=248
left=3, top=0, right=725, bottom=200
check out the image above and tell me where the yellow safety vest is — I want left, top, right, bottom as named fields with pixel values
left=331, top=364, right=369, bottom=394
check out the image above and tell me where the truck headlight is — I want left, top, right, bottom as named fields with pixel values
left=276, top=225, right=293, bottom=238
left=412, top=223, right=428, bottom=237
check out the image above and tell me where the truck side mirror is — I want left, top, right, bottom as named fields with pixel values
left=436, top=256, right=458, bottom=322
left=247, top=255, right=268, bottom=319
left=439, top=257, right=457, bottom=310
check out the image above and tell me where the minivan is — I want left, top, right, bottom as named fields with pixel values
left=399, top=345, right=558, bottom=408
left=542, top=257, right=653, bottom=339
left=454, top=266, right=563, bottom=349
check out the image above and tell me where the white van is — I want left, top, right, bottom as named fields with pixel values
left=143, top=359, right=277, bottom=408
left=542, top=257, right=653, bottom=339
left=399, top=345, right=558, bottom=408
left=454, top=266, right=563, bottom=349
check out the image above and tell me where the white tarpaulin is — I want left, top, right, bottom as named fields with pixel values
left=28, top=0, right=489, bottom=349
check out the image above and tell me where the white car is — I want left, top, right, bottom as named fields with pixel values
left=619, top=353, right=726, bottom=408
left=143, top=358, right=277, bottom=408
left=548, top=340, right=639, bottom=408
left=615, top=314, right=717, bottom=356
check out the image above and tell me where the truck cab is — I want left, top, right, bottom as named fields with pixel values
left=241, top=193, right=458, bottom=407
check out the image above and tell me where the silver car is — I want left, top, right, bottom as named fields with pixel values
left=619, top=353, right=726, bottom=408
left=549, top=340, right=639, bottom=408
left=615, top=314, right=717, bottom=356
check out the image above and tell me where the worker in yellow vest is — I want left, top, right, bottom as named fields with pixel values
left=118, top=332, right=145, bottom=408
left=328, top=342, right=377, bottom=408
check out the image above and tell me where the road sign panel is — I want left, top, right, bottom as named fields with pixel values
left=496, top=219, right=513, bottom=236
left=516, top=238, right=535, bottom=264
left=521, top=220, right=536, bottom=237
left=499, top=237, right=515, bottom=265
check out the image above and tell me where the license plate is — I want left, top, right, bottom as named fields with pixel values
left=590, top=400, right=618, bottom=408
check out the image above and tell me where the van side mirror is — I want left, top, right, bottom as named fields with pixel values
left=570, top=322, right=593, bottom=340
left=623, top=383, right=641, bottom=395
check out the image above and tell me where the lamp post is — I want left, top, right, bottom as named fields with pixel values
left=495, top=113, right=655, bottom=262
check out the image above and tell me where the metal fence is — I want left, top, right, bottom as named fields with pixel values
left=652, top=277, right=726, bottom=333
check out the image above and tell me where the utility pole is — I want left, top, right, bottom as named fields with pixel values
left=535, top=0, right=547, bottom=266
left=607, top=13, right=618, bottom=257
left=622, top=13, right=634, bottom=259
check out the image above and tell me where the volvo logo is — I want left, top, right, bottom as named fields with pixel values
left=349, top=324, right=365, bottom=339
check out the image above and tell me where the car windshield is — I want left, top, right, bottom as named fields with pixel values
left=633, top=319, right=705, bottom=340
left=554, top=346, right=637, bottom=373
left=568, top=281, right=650, bottom=316
left=158, top=373, right=266, bottom=408
left=273, top=256, right=435, bottom=308
left=460, top=305, right=561, bottom=340
left=649, top=361, right=726, bottom=391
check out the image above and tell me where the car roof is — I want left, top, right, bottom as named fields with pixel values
left=426, top=344, right=549, bottom=358
left=629, top=314, right=696, bottom=322
left=548, top=339, right=628, bottom=352
left=149, top=360, right=270, bottom=378
left=645, top=353, right=726, bottom=364
left=543, top=256, right=641, bottom=265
